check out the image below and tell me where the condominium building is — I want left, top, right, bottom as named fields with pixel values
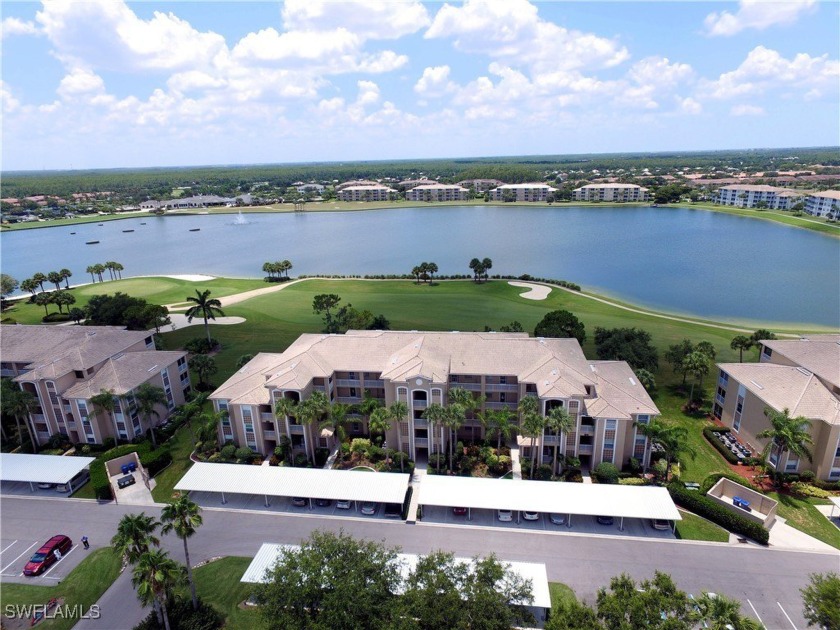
left=714, top=335, right=840, bottom=481
left=405, top=184, right=469, bottom=202
left=337, top=185, right=394, bottom=202
left=210, top=331, right=659, bottom=473
left=336, top=180, right=380, bottom=190
left=456, top=179, right=504, bottom=192
left=489, top=184, right=557, bottom=202
left=572, top=184, right=649, bottom=202
left=714, top=185, right=805, bottom=210
left=2, top=325, right=190, bottom=445
left=399, top=179, right=438, bottom=191
left=805, top=191, right=840, bottom=219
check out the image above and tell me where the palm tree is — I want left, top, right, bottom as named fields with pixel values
left=86, top=265, right=97, bottom=283
left=34, top=292, right=51, bottom=316
left=161, top=494, right=203, bottom=611
left=635, top=419, right=696, bottom=482
left=683, top=351, right=710, bottom=402
left=280, top=259, right=293, bottom=278
left=443, top=403, right=466, bottom=471
left=92, top=263, right=106, bottom=283
left=133, top=382, right=167, bottom=448
left=111, top=512, right=161, bottom=564
left=517, top=396, right=540, bottom=476
left=59, top=268, right=72, bottom=289
left=47, top=271, right=63, bottom=292
left=104, top=261, right=118, bottom=281
left=730, top=336, right=751, bottom=362
left=132, top=549, right=184, bottom=630
left=90, top=389, right=120, bottom=445
left=369, top=407, right=392, bottom=446
left=1, top=383, right=38, bottom=450
left=321, top=402, right=351, bottom=445
left=20, top=278, right=39, bottom=297
left=411, top=265, right=422, bottom=285
left=389, top=401, right=409, bottom=472
left=298, top=390, right=329, bottom=464
left=31, top=272, right=46, bottom=292
left=112, top=262, right=124, bottom=280
left=469, top=258, right=481, bottom=283
left=358, top=391, right=382, bottom=434
left=695, top=592, right=763, bottom=630
left=546, top=406, right=574, bottom=474
left=481, top=408, right=515, bottom=450
left=422, top=403, right=447, bottom=472
left=481, top=257, right=492, bottom=282
left=185, top=289, right=225, bottom=343
left=757, top=407, right=813, bottom=480
left=51, top=291, right=75, bottom=314
left=426, top=262, right=438, bottom=284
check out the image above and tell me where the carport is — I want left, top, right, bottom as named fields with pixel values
left=0, top=453, right=95, bottom=494
left=418, top=476, right=681, bottom=530
left=175, top=462, right=410, bottom=509
left=241, top=543, right=551, bottom=620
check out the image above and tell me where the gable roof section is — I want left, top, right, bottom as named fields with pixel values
left=761, top=335, right=840, bottom=390
left=62, top=350, right=186, bottom=398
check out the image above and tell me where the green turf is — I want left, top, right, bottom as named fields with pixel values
left=676, top=202, right=840, bottom=237
left=151, top=417, right=200, bottom=503
left=0, top=548, right=121, bottom=630
left=549, top=582, right=577, bottom=610
left=768, top=493, right=840, bottom=550
left=674, top=510, right=730, bottom=543
left=191, top=556, right=265, bottom=630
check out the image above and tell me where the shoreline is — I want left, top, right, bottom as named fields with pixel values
left=2, top=200, right=838, bottom=237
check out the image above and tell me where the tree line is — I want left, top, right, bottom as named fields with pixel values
left=262, top=260, right=293, bottom=281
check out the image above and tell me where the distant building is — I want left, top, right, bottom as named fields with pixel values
left=489, top=183, right=557, bottom=202
left=295, top=184, right=325, bottom=194
left=456, top=179, right=504, bottom=192
left=714, top=185, right=805, bottom=210
left=336, top=180, right=380, bottom=190
left=337, top=185, right=394, bottom=202
left=2, top=326, right=190, bottom=446
left=406, top=184, right=469, bottom=202
left=399, top=179, right=438, bottom=190
left=141, top=194, right=252, bottom=212
left=572, top=184, right=649, bottom=202
left=805, top=191, right=840, bottom=219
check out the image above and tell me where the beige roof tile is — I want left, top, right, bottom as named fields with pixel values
left=63, top=350, right=186, bottom=398
left=762, top=335, right=840, bottom=390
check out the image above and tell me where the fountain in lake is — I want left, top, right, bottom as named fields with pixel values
left=233, top=211, right=249, bottom=225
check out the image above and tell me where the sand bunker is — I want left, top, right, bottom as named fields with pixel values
left=508, top=281, right=552, bottom=301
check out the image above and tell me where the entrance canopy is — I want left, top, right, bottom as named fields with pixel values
left=176, top=462, right=410, bottom=504
left=242, top=543, right=551, bottom=609
left=418, top=475, right=681, bottom=521
left=0, top=453, right=95, bottom=485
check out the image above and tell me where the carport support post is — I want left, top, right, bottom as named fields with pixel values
left=264, top=494, right=270, bottom=508
left=468, top=508, right=472, bottom=521
left=221, top=492, right=227, bottom=505
left=619, top=516, right=624, bottom=532
left=567, top=514, right=572, bottom=528
left=29, top=481, right=34, bottom=492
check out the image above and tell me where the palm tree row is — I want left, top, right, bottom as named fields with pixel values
left=261, top=259, right=293, bottom=280
left=20, top=269, right=73, bottom=296
left=468, top=257, right=493, bottom=283
left=112, top=495, right=203, bottom=630
left=84, top=261, right=124, bottom=283
left=410, top=261, right=438, bottom=284
left=33, top=289, right=76, bottom=316
left=0, top=380, right=39, bottom=451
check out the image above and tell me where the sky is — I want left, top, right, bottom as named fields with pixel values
left=1, top=0, right=838, bottom=171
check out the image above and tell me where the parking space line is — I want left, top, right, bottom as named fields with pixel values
left=41, top=545, right=76, bottom=578
left=777, top=602, right=798, bottom=629
left=746, top=599, right=764, bottom=628
left=0, top=540, right=19, bottom=555
left=1, top=541, right=38, bottom=574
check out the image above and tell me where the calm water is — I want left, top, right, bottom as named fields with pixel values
left=2, top=206, right=838, bottom=326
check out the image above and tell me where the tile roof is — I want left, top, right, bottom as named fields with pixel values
left=576, top=183, right=647, bottom=190
left=62, top=350, right=186, bottom=398
left=761, top=335, right=840, bottom=390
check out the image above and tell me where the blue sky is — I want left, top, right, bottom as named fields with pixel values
left=1, top=0, right=838, bottom=171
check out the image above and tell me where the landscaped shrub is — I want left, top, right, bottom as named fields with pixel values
left=314, top=447, right=330, bottom=467
left=668, top=482, right=769, bottom=545
left=42, top=312, right=71, bottom=323
left=700, top=471, right=753, bottom=495
left=350, top=438, right=371, bottom=455
left=703, top=427, right=742, bottom=465
left=135, top=596, right=223, bottom=630
left=184, top=337, right=218, bottom=355
left=234, top=447, right=255, bottom=463
left=401, top=486, right=414, bottom=520
left=790, top=482, right=833, bottom=499
left=799, top=470, right=816, bottom=483
left=813, top=479, right=840, bottom=492
left=618, top=477, right=648, bottom=486
left=220, top=444, right=236, bottom=460
left=293, top=453, right=310, bottom=467
left=593, top=462, right=619, bottom=484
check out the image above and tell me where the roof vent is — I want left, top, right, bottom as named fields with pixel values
left=551, top=370, right=558, bottom=376
left=589, top=365, right=596, bottom=372
left=147, top=365, right=159, bottom=372
left=749, top=379, right=764, bottom=390
left=796, top=367, right=812, bottom=376
left=629, top=377, right=637, bottom=386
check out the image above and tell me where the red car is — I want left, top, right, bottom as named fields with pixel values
left=453, top=507, right=468, bottom=516
left=23, top=535, right=72, bottom=576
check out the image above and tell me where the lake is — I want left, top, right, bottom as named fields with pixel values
left=2, top=205, right=838, bottom=327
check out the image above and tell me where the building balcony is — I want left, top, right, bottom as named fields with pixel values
left=413, top=418, right=428, bottom=427
left=263, top=430, right=276, bottom=440
left=485, top=401, right=517, bottom=410
left=31, top=414, right=45, bottom=422
left=336, top=379, right=360, bottom=387
left=336, top=396, right=361, bottom=404
left=261, top=412, right=274, bottom=422
left=363, top=379, right=385, bottom=388
left=37, top=431, right=51, bottom=441
left=289, top=424, right=304, bottom=435
left=578, top=444, right=594, bottom=455
left=543, top=434, right=562, bottom=445
left=412, top=400, right=428, bottom=410
left=414, top=437, right=428, bottom=447
left=451, top=382, right=482, bottom=391
left=313, top=385, right=325, bottom=392
left=484, top=383, right=518, bottom=392
left=579, top=425, right=595, bottom=437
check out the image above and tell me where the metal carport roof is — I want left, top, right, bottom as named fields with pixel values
left=418, top=475, right=681, bottom=521
left=0, top=453, right=96, bottom=485
left=241, top=543, right=551, bottom=609
left=175, top=462, right=410, bottom=504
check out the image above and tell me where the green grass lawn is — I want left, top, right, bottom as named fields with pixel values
left=0, top=549, right=121, bottom=630
left=151, top=418, right=200, bottom=503
left=549, top=582, right=577, bottom=610
left=191, top=557, right=265, bottom=630
left=678, top=202, right=840, bottom=237
left=768, top=493, right=840, bottom=550
left=674, top=510, right=730, bottom=543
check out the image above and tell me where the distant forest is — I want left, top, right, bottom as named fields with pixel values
left=2, top=147, right=838, bottom=199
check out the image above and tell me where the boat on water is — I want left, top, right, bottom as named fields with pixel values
left=189, top=228, right=201, bottom=232
left=86, top=240, right=100, bottom=245
left=122, top=229, right=134, bottom=233
left=70, top=232, right=76, bottom=235
left=140, top=222, right=147, bottom=225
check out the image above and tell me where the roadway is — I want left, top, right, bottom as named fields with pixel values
left=0, top=495, right=836, bottom=630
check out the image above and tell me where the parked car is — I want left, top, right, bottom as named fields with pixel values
left=291, top=497, right=307, bottom=507
left=23, top=535, right=72, bottom=576
left=523, top=511, right=540, bottom=521
left=549, top=513, right=566, bottom=525
left=360, top=501, right=377, bottom=515
left=596, top=515, right=614, bottom=526
left=336, top=499, right=351, bottom=510
left=37, top=482, right=55, bottom=490
left=497, top=509, right=513, bottom=522
left=315, top=498, right=331, bottom=507
left=384, top=503, right=402, bottom=518
left=651, top=519, right=671, bottom=531
left=55, top=470, right=90, bottom=493
left=452, top=507, right=468, bottom=516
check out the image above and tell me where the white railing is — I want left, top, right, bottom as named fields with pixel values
left=485, top=383, right=518, bottom=392
left=364, top=379, right=385, bottom=388
left=336, top=396, right=361, bottom=404
left=579, top=425, right=595, bottom=436
left=414, top=437, right=429, bottom=447
left=578, top=444, right=594, bottom=455
left=336, top=379, right=360, bottom=387
left=412, top=400, right=428, bottom=410
left=263, top=430, right=276, bottom=440
left=413, top=418, right=428, bottom=427
left=289, top=425, right=304, bottom=434
left=260, top=412, right=274, bottom=421
left=485, top=401, right=517, bottom=410
left=452, top=382, right=482, bottom=391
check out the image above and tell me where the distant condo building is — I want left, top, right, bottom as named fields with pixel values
left=714, top=185, right=805, bottom=210
left=400, top=179, right=438, bottom=190
left=805, top=190, right=840, bottom=219
left=406, top=184, right=469, bottom=202
left=140, top=194, right=252, bottom=211
left=210, top=331, right=659, bottom=474
left=337, top=185, right=394, bottom=202
left=456, top=179, right=504, bottom=192
left=489, top=183, right=557, bottom=202
left=336, top=180, right=380, bottom=190
left=572, top=184, right=649, bottom=202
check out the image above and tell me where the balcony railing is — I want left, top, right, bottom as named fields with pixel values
left=414, top=437, right=429, bottom=447
left=579, top=426, right=595, bottom=437
left=363, top=379, right=385, bottom=388
left=313, top=385, right=325, bottom=392
left=31, top=414, right=45, bottom=422
left=289, top=425, right=304, bottom=435
left=484, top=383, right=518, bottom=392
left=543, top=434, right=562, bottom=445
left=412, top=400, right=428, bottom=410
left=485, top=401, right=517, bottom=410
left=451, top=382, right=482, bottom=391
left=413, top=418, right=428, bottom=427
left=37, top=431, right=51, bottom=441
left=336, top=396, right=361, bottom=404
left=263, top=430, right=276, bottom=440
left=578, top=443, right=594, bottom=455
left=336, top=379, right=360, bottom=387
left=261, top=412, right=274, bottom=421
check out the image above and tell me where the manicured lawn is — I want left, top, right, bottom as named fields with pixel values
left=674, top=510, right=730, bottom=543
left=191, top=556, right=265, bottom=630
left=678, top=202, right=840, bottom=237
left=150, top=419, right=199, bottom=503
left=0, top=548, right=121, bottom=630
left=768, top=493, right=840, bottom=550
left=549, top=582, right=577, bottom=609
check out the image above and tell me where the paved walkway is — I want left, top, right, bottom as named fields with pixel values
left=509, top=441, right=523, bottom=480
left=768, top=516, right=837, bottom=552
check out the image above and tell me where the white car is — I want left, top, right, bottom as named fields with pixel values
left=651, top=519, right=671, bottom=531
left=497, top=509, right=513, bottom=522
left=360, top=501, right=377, bottom=515
left=549, top=513, right=566, bottom=525
left=336, top=500, right=351, bottom=510
left=522, top=511, right=540, bottom=521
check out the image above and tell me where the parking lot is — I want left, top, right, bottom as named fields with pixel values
left=0, top=481, right=78, bottom=498
left=188, top=490, right=404, bottom=521
left=420, top=506, right=676, bottom=539
left=0, top=537, right=85, bottom=584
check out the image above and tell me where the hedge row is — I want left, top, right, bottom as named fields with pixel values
left=700, top=471, right=753, bottom=495
left=703, top=427, right=762, bottom=466
left=668, top=482, right=769, bottom=545
left=88, top=443, right=172, bottom=500
left=401, top=486, right=414, bottom=521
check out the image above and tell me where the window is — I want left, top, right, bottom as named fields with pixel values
left=762, top=346, right=773, bottom=359
left=500, top=392, right=506, bottom=403
left=718, top=370, right=729, bottom=387
left=74, top=370, right=84, bottom=379
left=349, top=387, right=357, bottom=398
left=499, top=376, right=506, bottom=384
left=733, top=385, right=746, bottom=432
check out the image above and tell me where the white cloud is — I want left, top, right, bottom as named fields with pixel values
left=677, top=97, right=703, bottom=115
left=414, top=65, right=456, bottom=97
left=232, top=28, right=360, bottom=63
left=628, top=57, right=694, bottom=87
left=704, top=0, right=817, bottom=37
left=1, top=17, right=40, bottom=39
left=425, top=0, right=629, bottom=73
left=1, top=81, right=21, bottom=113
left=57, top=68, right=106, bottom=99
left=282, top=0, right=430, bottom=40
left=356, top=80, right=381, bottom=106
left=704, top=45, right=839, bottom=99
left=730, top=104, right=765, bottom=116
